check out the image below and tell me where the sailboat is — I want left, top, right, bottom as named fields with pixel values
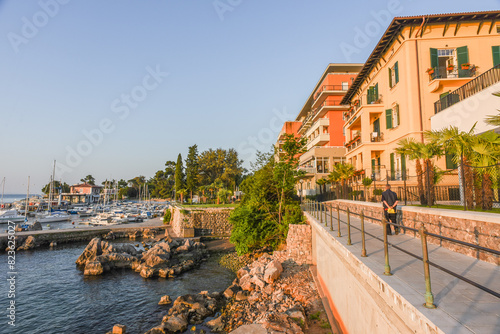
left=36, top=161, right=70, bottom=223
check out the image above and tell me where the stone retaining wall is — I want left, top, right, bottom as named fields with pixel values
left=286, top=224, right=312, bottom=265
left=171, top=207, right=234, bottom=237
left=327, top=200, right=499, bottom=265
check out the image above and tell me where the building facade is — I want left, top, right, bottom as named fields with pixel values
left=276, top=64, right=363, bottom=195
left=340, top=12, right=500, bottom=189
left=61, top=183, right=102, bottom=204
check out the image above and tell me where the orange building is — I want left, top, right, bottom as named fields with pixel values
left=295, top=64, right=362, bottom=195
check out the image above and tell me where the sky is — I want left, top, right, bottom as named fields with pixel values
left=1, top=0, right=499, bottom=193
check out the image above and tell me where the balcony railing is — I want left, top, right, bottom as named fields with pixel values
left=370, top=132, right=383, bottom=142
left=314, top=85, right=350, bottom=100
left=429, top=65, right=478, bottom=81
left=434, top=64, right=500, bottom=114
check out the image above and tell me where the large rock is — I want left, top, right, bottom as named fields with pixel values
left=159, top=295, right=172, bottom=305
left=18, top=236, right=36, bottom=250
left=141, top=242, right=171, bottom=268
left=263, top=260, right=283, bottom=284
left=84, top=253, right=139, bottom=276
left=163, top=315, right=188, bottom=333
left=75, top=238, right=138, bottom=266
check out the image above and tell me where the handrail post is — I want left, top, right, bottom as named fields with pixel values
left=337, top=205, right=341, bottom=237
left=320, top=202, right=324, bottom=224
left=346, top=207, right=352, bottom=245
left=383, top=217, right=392, bottom=276
left=420, top=223, right=436, bottom=309
left=330, top=204, right=333, bottom=231
left=361, top=211, right=367, bottom=257
left=324, top=203, right=328, bottom=226
left=314, top=201, right=318, bottom=219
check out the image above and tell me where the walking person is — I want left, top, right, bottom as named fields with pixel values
left=382, top=184, right=399, bottom=235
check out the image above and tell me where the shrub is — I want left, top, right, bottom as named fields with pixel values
left=163, top=209, right=172, bottom=224
left=373, top=189, right=383, bottom=196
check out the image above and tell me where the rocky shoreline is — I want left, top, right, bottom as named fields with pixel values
left=137, top=251, right=331, bottom=334
left=70, top=233, right=330, bottom=334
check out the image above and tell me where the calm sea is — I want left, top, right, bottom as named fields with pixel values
left=1, top=194, right=40, bottom=204
left=0, top=241, right=234, bottom=334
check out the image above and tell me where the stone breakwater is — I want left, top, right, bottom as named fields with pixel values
left=76, top=237, right=208, bottom=279
left=138, top=251, right=328, bottom=334
left=1, top=226, right=166, bottom=253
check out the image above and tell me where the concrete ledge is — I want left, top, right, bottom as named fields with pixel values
left=308, top=212, right=475, bottom=334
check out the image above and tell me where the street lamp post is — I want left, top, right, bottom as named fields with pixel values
left=299, top=179, right=304, bottom=203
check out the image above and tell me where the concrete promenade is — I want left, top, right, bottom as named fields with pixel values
left=308, top=207, right=500, bottom=334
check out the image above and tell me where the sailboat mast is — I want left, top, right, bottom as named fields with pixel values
left=1, top=177, right=5, bottom=207
left=24, top=176, right=30, bottom=222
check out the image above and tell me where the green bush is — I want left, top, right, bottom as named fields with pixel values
left=163, top=209, right=172, bottom=224
left=373, top=189, right=383, bottom=196
left=362, top=177, right=373, bottom=187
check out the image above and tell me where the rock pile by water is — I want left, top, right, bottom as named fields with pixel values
left=141, top=251, right=326, bottom=334
left=76, top=237, right=208, bottom=278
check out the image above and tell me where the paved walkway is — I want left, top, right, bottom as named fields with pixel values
left=308, top=208, right=500, bottom=334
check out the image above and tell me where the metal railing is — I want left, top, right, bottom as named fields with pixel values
left=301, top=199, right=500, bottom=308
left=434, top=64, right=500, bottom=114
left=314, top=85, right=349, bottom=100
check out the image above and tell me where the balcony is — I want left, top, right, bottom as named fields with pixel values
left=370, top=132, right=384, bottom=142
left=297, top=166, right=317, bottom=174
left=308, top=133, right=330, bottom=149
left=429, top=65, right=477, bottom=81
left=345, top=133, right=361, bottom=152
left=312, top=85, right=350, bottom=108
left=434, top=64, right=500, bottom=114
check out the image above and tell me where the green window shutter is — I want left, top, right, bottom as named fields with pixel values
left=401, top=154, right=406, bottom=179
left=367, top=87, right=373, bottom=104
left=389, top=67, right=393, bottom=88
left=395, top=104, right=400, bottom=127
left=457, top=46, right=469, bottom=78
left=394, top=61, right=399, bottom=84
left=430, top=48, right=438, bottom=71
left=386, top=109, right=393, bottom=129
left=493, top=46, right=500, bottom=67
left=390, top=153, right=395, bottom=180
left=374, top=83, right=379, bottom=101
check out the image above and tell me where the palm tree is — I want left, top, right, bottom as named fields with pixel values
left=418, top=142, right=444, bottom=206
left=316, top=178, right=327, bottom=195
left=177, top=188, right=187, bottom=204
left=396, top=138, right=426, bottom=205
left=485, top=92, right=500, bottom=127
left=328, top=166, right=341, bottom=199
left=470, top=131, right=500, bottom=210
left=329, top=163, right=355, bottom=199
left=425, top=126, right=475, bottom=209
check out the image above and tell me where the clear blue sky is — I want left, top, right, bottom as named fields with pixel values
left=1, top=0, right=498, bottom=193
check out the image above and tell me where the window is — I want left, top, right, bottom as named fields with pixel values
left=493, top=46, right=500, bottom=67
left=389, top=61, right=399, bottom=88
left=393, top=104, right=400, bottom=127
left=367, top=83, right=379, bottom=104
left=341, top=82, right=349, bottom=91
left=430, top=46, right=469, bottom=79
left=386, top=105, right=400, bottom=129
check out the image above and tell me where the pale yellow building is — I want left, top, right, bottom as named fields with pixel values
left=341, top=11, right=500, bottom=193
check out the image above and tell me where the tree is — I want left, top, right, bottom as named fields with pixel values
left=396, top=138, right=427, bottom=205
left=229, top=134, right=306, bottom=255
left=469, top=131, right=500, bottom=210
left=42, top=181, right=70, bottom=195
left=425, top=126, right=475, bottom=208
left=185, top=145, right=199, bottom=201
left=485, top=92, right=500, bottom=127
left=80, top=175, right=95, bottom=185
left=198, top=148, right=245, bottom=190
left=175, top=154, right=185, bottom=201
left=329, top=163, right=355, bottom=199
left=362, top=177, right=373, bottom=201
